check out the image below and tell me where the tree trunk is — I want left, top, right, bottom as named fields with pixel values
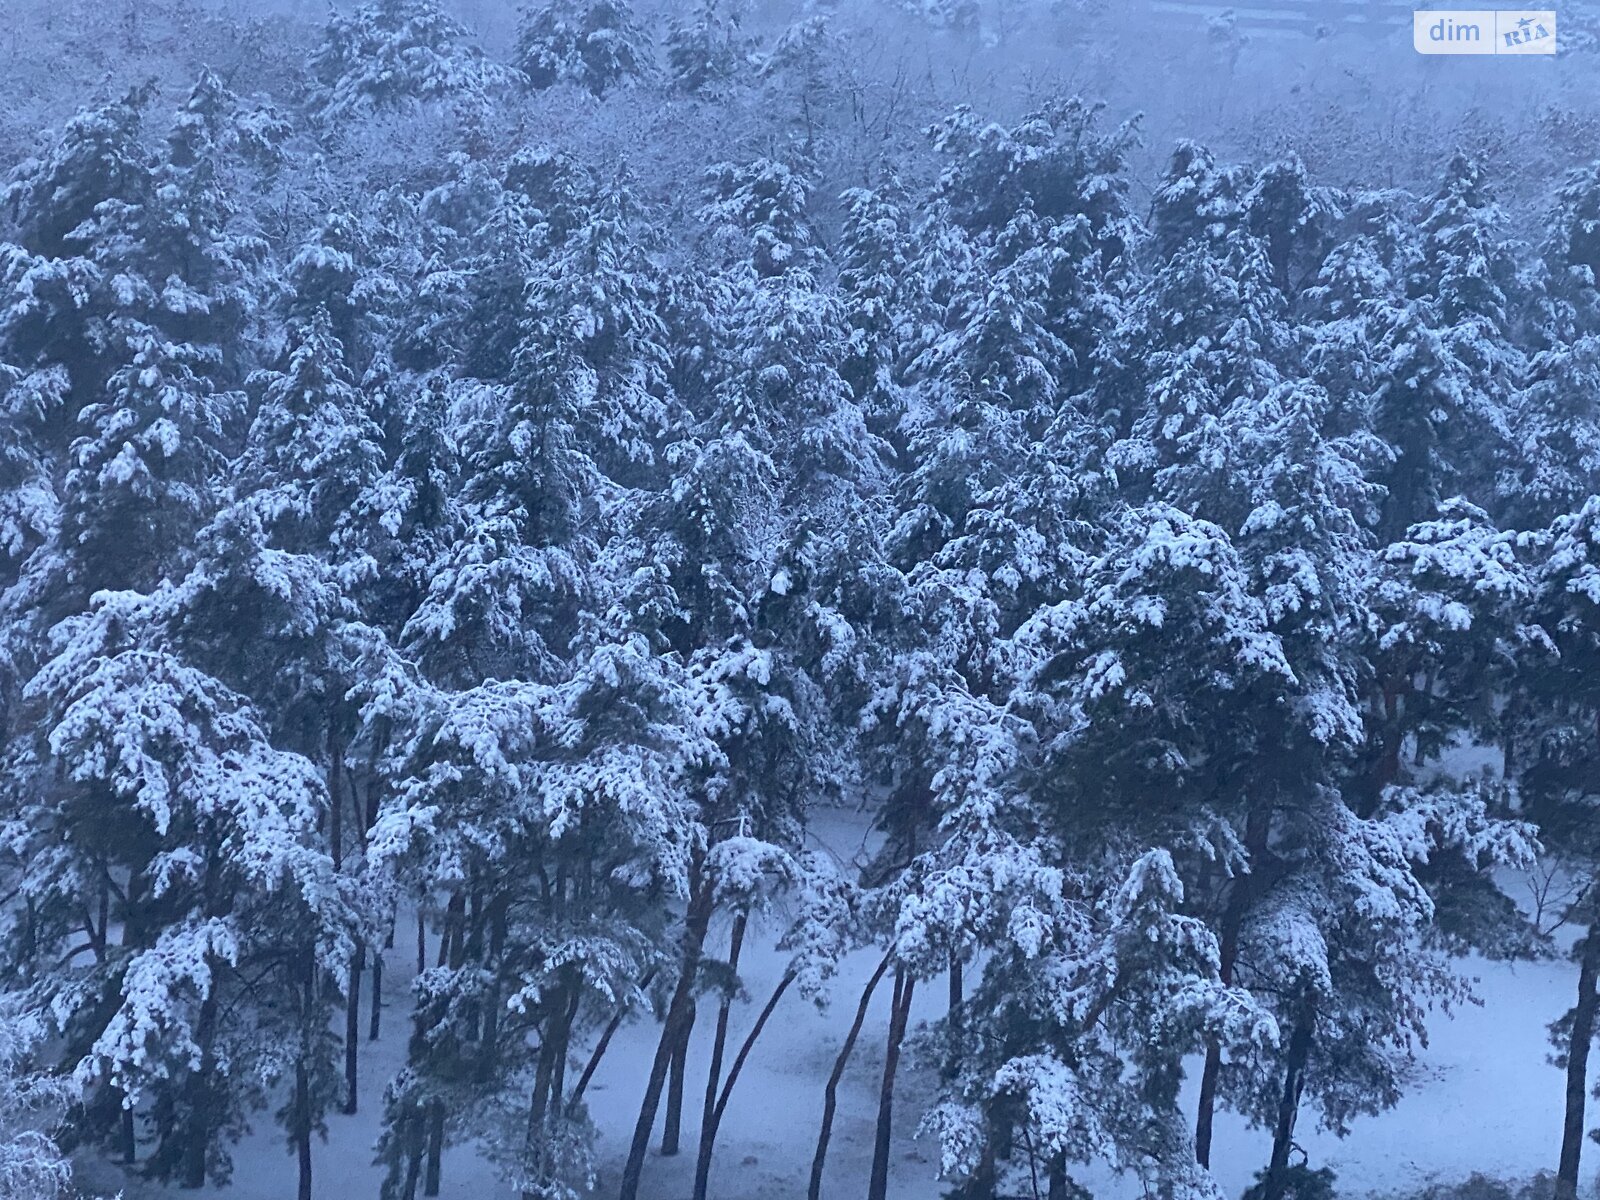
left=120, top=1100, right=136, bottom=1165
left=1197, top=806, right=1268, bottom=1168
left=179, top=985, right=219, bottom=1189
left=945, top=949, right=964, bottom=1081
left=965, top=1140, right=998, bottom=1200
left=520, top=995, right=561, bottom=1200
left=692, top=969, right=794, bottom=1200
left=568, top=969, right=657, bottom=1117
left=417, top=906, right=426, bottom=977
left=867, top=969, right=916, bottom=1200
left=1263, top=1005, right=1316, bottom=1200
left=480, top=900, right=510, bottom=1077
left=1558, top=927, right=1600, bottom=1200
left=422, top=1104, right=444, bottom=1197
left=370, top=949, right=384, bottom=1041
left=330, top=740, right=345, bottom=873
left=399, top=1108, right=425, bottom=1200
left=296, top=950, right=317, bottom=1200
left=345, top=942, right=365, bottom=1114
left=295, top=1056, right=313, bottom=1200
left=420, top=895, right=467, bottom=1198
left=661, top=1004, right=694, bottom=1156
left=1047, top=1154, right=1069, bottom=1200
left=618, top=872, right=714, bottom=1200
left=689, top=914, right=747, bottom=1160
left=809, top=950, right=893, bottom=1200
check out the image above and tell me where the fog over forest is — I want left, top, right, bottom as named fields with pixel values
left=4, top=4, right=1600, bottom=1200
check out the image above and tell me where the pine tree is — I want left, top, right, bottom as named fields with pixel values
left=514, top=0, right=653, bottom=98
left=0, top=1001, right=77, bottom=1200
left=307, top=0, right=520, bottom=121
left=14, top=583, right=356, bottom=1188
left=665, top=0, right=750, bottom=95
left=1149, top=140, right=1248, bottom=261
left=2, top=86, right=153, bottom=260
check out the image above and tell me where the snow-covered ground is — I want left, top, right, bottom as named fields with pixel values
left=76, top=808, right=1583, bottom=1200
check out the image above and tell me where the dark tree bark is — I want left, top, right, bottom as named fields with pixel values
left=480, top=908, right=509, bottom=1077
left=689, top=914, right=747, bottom=1161
left=809, top=950, right=893, bottom=1200
left=120, top=1100, right=136, bottom=1165
left=1047, top=1154, right=1069, bottom=1200
left=397, top=1107, right=425, bottom=1200
left=345, top=942, right=365, bottom=1114
left=692, top=968, right=794, bottom=1200
left=1197, top=806, right=1269, bottom=1168
left=945, top=949, right=964, bottom=1081
left=1558, top=927, right=1600, bottom=1200
left=329, top=740, right=345, bottom=874
left=1263, top=1004, right=1316, bottom=1200
left=290, top=950, right=317, bottom=1200
left=619, top=870, right=714, bottom=1200
left=661, top=1003, right=694, bottom=1156
left=370, top=949, right=384, bottom=1041
left=295, top=1057, right=313, bottom=1200
left=521, top=982, right=566, bottom=1200
left=421, top=895, right=466, bottom=1197
left=422, top=1104, right=444, bottom=1198
left=178, top=985, right=219, bottom=1189
left=867, top=968, right=916, bottom=1200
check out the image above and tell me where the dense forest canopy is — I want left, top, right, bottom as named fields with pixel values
left=2, top=3, right=1600, bottom=1200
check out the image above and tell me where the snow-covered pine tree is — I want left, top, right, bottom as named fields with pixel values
left=0, top=1001, right=78, bottom=1200
left=12, top=583, right=357, bottom=1189
left=307, top=0, right=520, bottom=122
left=664, top=0, right=750, bottom=95
left=1149, top=140, right=1248, bottom=261
left=1105, top=227, right=1292, bottom=517
left=1, top=86, right=153, bottom=261
left=1242, top=155, right=1343, bottom=300
left=514, top=0, right=653, bottom=98
left=1518, top=496, right=1600, bottom=1200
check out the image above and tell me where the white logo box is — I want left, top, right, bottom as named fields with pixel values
left=1413, top=9, right=1557, bottom=53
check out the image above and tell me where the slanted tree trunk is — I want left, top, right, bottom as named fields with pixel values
left=689, top=915, right=747, bottom=1162
left=692, top=968, right=794, bottom=1200
left=867, top=968, right=916, bottom=1200
left=1263, top=1004, right=1316, bottom=1200
left=619, top=870, right=714, bottom=1200
left=1558, top=926, right=1600, bottom=1200
left=809, top=950, right=893, bottom=1200
left=661, top=1004, right=694, bottom=1155
left=568, top=969, right=657, bottom=1117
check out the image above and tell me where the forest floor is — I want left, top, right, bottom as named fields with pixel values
left=73, top=807, right=1583, bottom=1200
